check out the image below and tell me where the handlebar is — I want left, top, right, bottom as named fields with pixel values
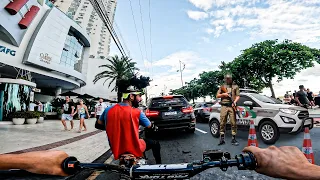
left=62, top=152, right=257, bottom=179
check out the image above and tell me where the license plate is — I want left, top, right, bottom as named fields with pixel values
left=164, top=111, right=177, bottom=116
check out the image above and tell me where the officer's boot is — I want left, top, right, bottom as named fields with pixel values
left=231, top=135, right=239, bottom=146
left=218, top=134, right=225, bottom=145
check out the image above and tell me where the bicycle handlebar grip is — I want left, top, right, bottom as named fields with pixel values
left=236, top=152, right=257, bottom=170
left=61, top=156, right=80, bottom=175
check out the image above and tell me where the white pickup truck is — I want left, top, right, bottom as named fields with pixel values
left=209, top=91, right=314, bottom=144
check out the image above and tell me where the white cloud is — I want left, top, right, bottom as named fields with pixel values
left=148, top=51, right=221, bottom=96
left=188, top=0, right=261, bottom=11
left=201, top=37, right=210, bottom=43
left=206, top=28, right=214, bottom=34
left=189, top=0, right=320, bottom=43
left=188, top=0, right=215, bottom=11
left=187, top=10, right=209, bottom=20
left=262, top=64, right=320, bottom=97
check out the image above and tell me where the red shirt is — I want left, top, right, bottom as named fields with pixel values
left=102, top=104, right=149, bottom=159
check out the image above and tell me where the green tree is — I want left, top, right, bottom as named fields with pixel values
left=232, top=39, right=320, bottom=97
left=198, top=71, right=223, bottom=98
left=93, top=55, right=139, bottom=102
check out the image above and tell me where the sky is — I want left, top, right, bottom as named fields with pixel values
left=109, top=0, right=320, bottom=100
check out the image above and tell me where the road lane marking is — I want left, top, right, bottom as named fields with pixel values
left=196, top=128, right=207, bottom=134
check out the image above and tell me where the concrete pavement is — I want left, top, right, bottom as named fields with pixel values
left=0, top=119, right=110, bottom=162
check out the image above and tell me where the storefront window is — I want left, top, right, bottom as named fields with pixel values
left=60, top=33, right=84, bottom=73
left=3, top=84, right=31, bottom=118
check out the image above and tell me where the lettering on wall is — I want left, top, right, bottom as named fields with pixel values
left=39, top=53, right=52, bottom=64
left=0, top=45, right=16, bottom=56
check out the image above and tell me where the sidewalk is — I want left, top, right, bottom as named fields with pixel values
left=0, top=119, right=110, bottom=162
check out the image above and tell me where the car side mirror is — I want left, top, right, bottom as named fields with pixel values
left=244, top=101, right=253, bottom=109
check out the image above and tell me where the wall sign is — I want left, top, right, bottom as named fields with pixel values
left=39, top=53, right=52, bottom=64
left=0, top=45, right=16, bottom=56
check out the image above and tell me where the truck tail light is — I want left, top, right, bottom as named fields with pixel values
left=182, top=106, right=194, bottom=113
left=145, top=109, right=159, bottom=117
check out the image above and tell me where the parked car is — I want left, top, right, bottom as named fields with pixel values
left=194, top=102, right=214, bottom=122
left=145, top=95, right=196, bottom=134
left=209, top=91, right=313, bottom=144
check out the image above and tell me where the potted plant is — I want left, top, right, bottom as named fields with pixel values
left=51, top=98, right=64, bottom=119
left=37, top=112, right=46, bottom=123
left=25, top=111, right=40, bottom=124
left=8, top=111, right=26, bottom=125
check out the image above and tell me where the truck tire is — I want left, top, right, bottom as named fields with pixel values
left=258, top=120, right=280, bottom=144
left=209, top=119, right=220, bottom=138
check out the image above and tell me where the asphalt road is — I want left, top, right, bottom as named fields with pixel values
left=95, top=122, right=320, bottom=180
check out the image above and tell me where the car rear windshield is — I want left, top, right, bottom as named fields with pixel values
left=149, top=97, right=188, bottom=108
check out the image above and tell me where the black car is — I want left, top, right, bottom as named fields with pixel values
left=145, top=95, right=196, bottom=133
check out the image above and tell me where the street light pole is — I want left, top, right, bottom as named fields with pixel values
left=145, top=85, right=157, bottom=104
left=177, top=60, right=185, bottom=87
left=179, top=60, right=183, bottom=87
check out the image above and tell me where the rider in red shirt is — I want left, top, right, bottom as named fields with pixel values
left=95, top=86, right=161, bottom=164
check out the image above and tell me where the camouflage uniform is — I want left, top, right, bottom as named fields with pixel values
left=216, top=84, right=240, bottom=136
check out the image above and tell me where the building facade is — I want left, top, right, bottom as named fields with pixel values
left=53, top=0, right=118, bottom=101
left=0, top=0, right=91, bottom=120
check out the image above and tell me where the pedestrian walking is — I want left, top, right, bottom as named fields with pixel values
left=73, top=99, right=90, bottom=133
left=61, top=96, right=75, bottom=131
left=216, top=74, right=240, bottom=146
left=95, top=98, right=107, bottom=121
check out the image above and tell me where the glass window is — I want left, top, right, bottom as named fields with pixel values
left=249, top=93, right=280, bottom=104
left=60, top=33, right=84, bottom=72
left=237, top=95, right=255, bottom=106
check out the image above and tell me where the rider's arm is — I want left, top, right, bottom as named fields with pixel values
left=94, top=104, right=97, bottom=116
left=0, top=150, right=68, bottom=176
left=243, top=146, right=320, bottom=180
left=139, top=112, right=152, bottom=128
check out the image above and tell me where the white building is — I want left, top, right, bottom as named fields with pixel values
left=53, top=0, right=118, bottom=100
left=0, top=0, right=91, bottom=120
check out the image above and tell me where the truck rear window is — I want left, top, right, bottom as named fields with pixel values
left=150, top=97, right=188, bottom=108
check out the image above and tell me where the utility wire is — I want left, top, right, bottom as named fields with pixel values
left=138, top=0, right=149, bottom=72
left=95, top=0, right=127, bottom=56
left=148, top=0, right=153, bottom=77
left=90, top=0, right=127, bottom=57
left=128, top=0, right=146, bottom=71
left=114, top=21, right=130, bottom=56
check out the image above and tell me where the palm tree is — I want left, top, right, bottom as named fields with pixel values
left=93, top=55, right=139, bottom=102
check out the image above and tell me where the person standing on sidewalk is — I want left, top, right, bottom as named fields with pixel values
left=61, top=96, right=75, bottom=131
left=73, top=99, right=90, bottom=133
left=216, top=74, right=240, bottom=146
left=95, top=98, right=107, bottom=121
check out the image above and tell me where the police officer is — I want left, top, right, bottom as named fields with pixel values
left=216, top=74, right=240, bottom=146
